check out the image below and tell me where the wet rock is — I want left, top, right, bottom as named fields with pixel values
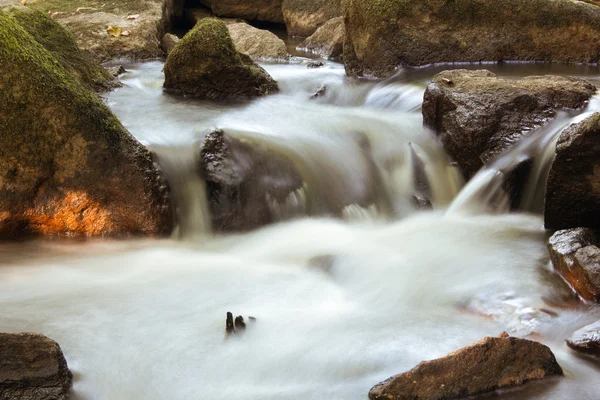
left=228, top=22, right=289, bottom=61
left=306, top=61, right=324, bottom=68
left=0, top=332, right=73, bottom=400
left=422, top=70, right=595, bottom=178
left=107, top=65, right=127, bottom=78
left=199, top=129, right=303, bottom=232
left=548, top=228, right=600, bottom=302
left=344, top=0, right=600, bottom=78
left=411, top=194, right=432, bottom=210
left=199, top=0, right=284, bottom=24
left=234, top=316, right=246, bottom=332
left=566, top=320, right=600, bottom=356
left=164, top=18, right=279, bottom=100
left=225, top=313, right=252, bottom=336
left=311, top=84, right=327, bottom=99
left=282, top=0, right=341, bottom=37
left=545, top=113, right=600, bottom=230
left=0, top=11, right=173, bottom=238
left=369, top=334, right=562, bottom=400
left=300, top=16, right=344, bottom=58
left=225, top=312, right=235, bottom=335
left=161, top=32, right=179, bottom=55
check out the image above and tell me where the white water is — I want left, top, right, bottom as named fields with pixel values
left=2, top=61, right=600, bottom=399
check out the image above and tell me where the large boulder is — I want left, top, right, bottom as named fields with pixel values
left=548, top=228, right=600, bottom=302
left=299, top=16, right=344, bottom=58
left=344, top=0, right=600, bottom=78
left=282, top=0, right=341, bottom=37
left=422, top=70, right=595, bottom=178
left=0, top=333, right=72, bottom=400
left=545, top=113, right=600, bottom=230
left=228, top=22, right=289, bottom=61
left=199, top=129, right=303, bottom=232
left=0, top=11, right=172, bottom=238
left=199, top=0, right=284, bottom=23
left=566, top=320, right=600, bottom=356
left=164, top=18, right=279, bottom=101
left=369, top=333, right=562, bottom=400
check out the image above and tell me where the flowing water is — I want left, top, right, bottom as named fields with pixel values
left=2, top=59, right=600, bottom=399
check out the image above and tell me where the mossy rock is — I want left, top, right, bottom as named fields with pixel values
left=163, top=18, right=279, bottom=100
left=4, top=5, right=116, bottom=91
left=0, top=10, right=172, bottom=238
left=282, top=0, right=341, bottom=37
left=344, top=0, right=600, bottom=78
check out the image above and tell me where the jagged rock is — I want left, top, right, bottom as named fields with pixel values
left=369, top=333, right=562, bottom=400
left=300, top=16, right=344, bottom=58
left=282, top=0, right=341, bottom=37
left=0, top=333, right=73, bottom=400
left=0, top=11, right=172, bottom=238
left=344, top=0, right=600, bottom=78
left=164, top=18, right=278, bottom=100
left=567, top=320, right=600, bottom=356
left=228, top=22, right=289, bottom=60
left=545, top=113, right=600, bottom=230
left=548, top=228, right=600, bottom=302
left=422, top=70, right=595, bottom=178
left=161, top=32, right=179, bottom=55
left=306, top=61, right=324, bottom=68
left=199, top=0, right=284, bottom=23
left=199, top=129, right=303, bottom=232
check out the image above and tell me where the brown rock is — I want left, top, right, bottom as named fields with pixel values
left=566, top=320, right=600, bottom=356
left=199, top=0, right=284, bottom=23
left=161, top=33, right=180, bottom=55
left=545, top=113, right=600, bottom=230
left=548, top=228, right=600, bottom=302
left=299, top=16, right=344, bottom=58
left=228, top=22, right=289, bottom=60
left=282, top=0, right=341, bottom=37
left=369, top=334, right=562, bottom=400
left=422, top=70, right=595, bottom=178
left=0, top=333, right=73, bottom=400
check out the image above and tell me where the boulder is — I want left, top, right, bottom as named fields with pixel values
left=4, top=5, right=116, bottom=91
left=548, top=228, right=600, bottom=302
left=344, top=0, right=600, bottom=78
left=299, top=16, right=344, bottom=58
left=161, top=32, right=180, bottom=55
left=164, top=18, right=279, bottom=101
left=282, top=0, right=341, bottom=37
left=0, top=332, right=72, bottom=400
left=228, top=22, right=289, bottom=61
left=422, top=70, right=595, bottom=178
left=369, top=333, right=562, bottom=400
left=566, top=320, right=600, bottom=356
left=0, top=11, right=172, bottom=238
left=545, top=113, right=600, bottom=230
left=199, top=129, right=303, bottom=232
left=199, top=0, right=284, bottom=23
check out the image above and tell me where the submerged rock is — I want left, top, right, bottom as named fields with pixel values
left=548, top=228, right=600, bottom=302
left=199, top=0, right=284, bottom=24
left=282, top=0, right=341, bottom=37
left=0, top=332, right=73, bottom=400
left=228, top=22, right=289, bottom=61
left=164, top=18, right=279, bottom=100
left=369, top=333, right=562, bottom=400
left=545, top=113, right=600, bottom=230
left=422, top=70, right=595, bottom=178
left=199, top=129, right=303, bottom=232
left=344, top=0, right=600, bottom=78
left=567, top=320, right=600, bottom=356
left=0, top=11, right=172, bottom=238
left=300, top=16, right=344, bottom=58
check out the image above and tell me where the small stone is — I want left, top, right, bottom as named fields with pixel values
left=234, top=316, right=246, bottom=332
left=225, top=312, right=235, bottom=335
left=307, top=61, right=324, bottom=68
left=566, top=320, right=600, bottom=356
left=311, top=84, right=327, bottom=98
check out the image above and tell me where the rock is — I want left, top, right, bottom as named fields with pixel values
left=107, top=65, right=127, bottom=78
left=4, top=5, right=116, bottom=91
left=234, top=316, right=246, bottom=332
left=548, top=228, right=600, bottom=302
left=344, top=0, right=600, bottom=78
left=199, top=129, right=303, bottom=232
left=369, top=334, right=562, bottom=400
left=0, top=11, right=172, bottom=238
left=545, top=113, right=600, bottom=230
left=282, top=0, right=341, bottom=37
left=161, top=32, right=179, bottom=55
left=0, top=332, right=73, bottom=400
left=300, top=16, right=344, bottom=58
left=199, top=0, right=284, bottom=23
left=306, top=60, right=324, bottom=68
left=311, top=84, right=327, bottom=98
left=422, top=70, right=595, bottom=178
left=228, top=22, right=289, bottom=61
left=566, top=320, right=600, bottom=356
left=164, top=18, right=279, bottom=101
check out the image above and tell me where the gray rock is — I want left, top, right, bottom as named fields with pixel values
left=567, top=320, right=600, bottom=356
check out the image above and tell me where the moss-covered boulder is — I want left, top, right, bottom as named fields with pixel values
left=0, top=11, right=172, bottom=238
left=164, top=18, right=279, bottom=100
left=344, top=0, right=600, bottom=78
left=199, top=0, right=284, bottom=24
left=4, top=5, right=115, bottom=91
left=283, top=0, right=341, bottom=37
